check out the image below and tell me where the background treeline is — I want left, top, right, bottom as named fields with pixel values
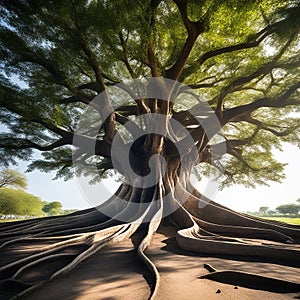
left=247, top=199, right=300, bottom=218
left=0, top=169, right=77, bottom=219
left=0, top=188, right=77, bottom=219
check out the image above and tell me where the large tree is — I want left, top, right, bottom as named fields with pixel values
left=0, top=188, right=43, bottom=217
left=276, top=204, right=300, bottom=216
left=0, top=169, right=27, bottom=189
left=0, top=0, right=300, bottom=298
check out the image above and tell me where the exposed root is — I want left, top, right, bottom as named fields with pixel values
left=12, top=253, right=75, bottom=279
left=203, top=263, right=217, bottom=272
left=49, top=223, right=133, bottom=279
left=200, top=264, right=300, bottom=293
left=182, top=182, right=300, bottom=242
left=0, top=279, right=33, bottom=300
left=193, top=216, right=294, bottom=243
left=176, top=217, right=300, bottom=264
left=0, top=185, right=165, bottom=299
left=1, top=183, right=300, bottom=299
left=137, top=195, right=163, bottom=299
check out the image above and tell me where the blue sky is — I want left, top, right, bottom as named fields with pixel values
left=12, top=142, right=299, bottom=212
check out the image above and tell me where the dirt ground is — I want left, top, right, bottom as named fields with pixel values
left=1, top=226, right=295, bottom=300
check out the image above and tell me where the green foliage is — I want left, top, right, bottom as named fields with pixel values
left=262, top=217, right=300, bottom=225
left=42, top=201, right=62, bottom=216
left=0, top=188, right=43, bottom=216
left=0, top=169, right=27, bottom=189
left=0, top=0, right=299, bottom=188
left=259, top=206, right=269, bottom=215
left=27, top=148, right=73, bottom=180
left=276, top=203, right=300, bottom=215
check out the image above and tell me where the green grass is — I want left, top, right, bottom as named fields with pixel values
left=0, top=218, right=37, bottom=223
left=0, top=219, right=27, bottom=223
left=262, top=217, right=300, bottom=225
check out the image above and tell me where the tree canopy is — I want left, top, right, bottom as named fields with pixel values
left=0, top=1, right=300, bottom=189
left=0, top=188, right=43, bottom=216
left=276, top=203, right=300, bottom=215
left=42, top=201, right=62, bottom=216
left=259, top=206, right=269, bottom=215
left=0, top=169, right=27, bottom=189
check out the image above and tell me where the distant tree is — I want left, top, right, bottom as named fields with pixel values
left=0, top=188, right=43, bottom=216
left=297, top=198, right=300, bottom=204
left=259, top=206, right=269, bottom=215
left=0, top=169, right=27, bottom=189
left=276, top=204, right=300, bottom=216
left=42, top=201, right=62, bottom=216
left=267, top=210, right=278, bottom=216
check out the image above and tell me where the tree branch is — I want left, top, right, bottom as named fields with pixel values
left=223, top=81, right=300, bottom=123
left=165, top=0, right=205, bottom=80
left=232, top=115, right=296, bottom=137
left=28, top=118, right=72, bottom=138
left=214, top=31, right=298, bottom=116
left=147, top=42, right=160, bottom=77
left=0, top=138, right=70, bottom=152
left=115, top=105, right=138, bottom=116
left=61, top=92, right=93, bottom=105
left=72, top=136, right=112, bottom=161
left=118, top=32, right=136, bottom=78
left=115, top=113, right=144, bottom=138
left=79, top=37, right=117, bottom=143
left=180, top=19, right=290, bottom=80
